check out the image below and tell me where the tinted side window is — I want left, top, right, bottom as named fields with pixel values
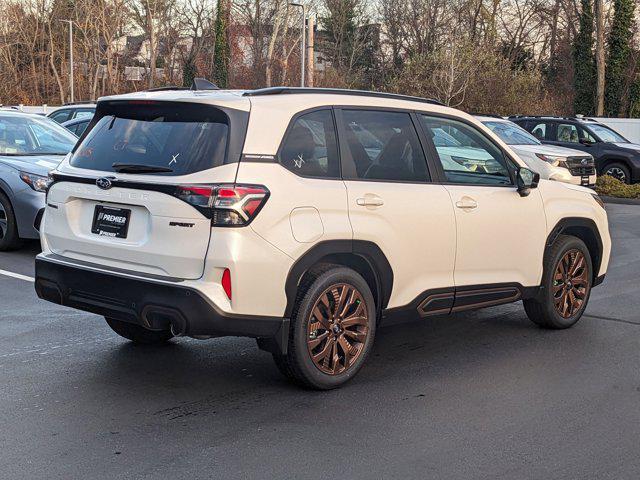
left=529, top=122, right=548, bottom=141
left=50, top=109, right=71, bottom=123
left=278, top=110, right=339, bottom=178
left=73, top=109, right=94, bottom=120
left=555, top=123, right=580, bottom=143
left=421, top=116, right=513, bottom=186
left=71, top=123, right=83, bottom=135
left=341, top=110, right=429, bottom=182
left=76, top=121, right=89, bottom=136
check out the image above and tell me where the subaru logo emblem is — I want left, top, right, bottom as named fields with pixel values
left=96, top=177, right=113, bottom=190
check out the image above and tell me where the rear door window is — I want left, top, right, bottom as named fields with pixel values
left=555, top=123, right=581, bottom=143
left=529, top=122, right=548, bottom=141
left=341, top=110, right=429, bottom=182
left=70, top=102, right=231, bottom=176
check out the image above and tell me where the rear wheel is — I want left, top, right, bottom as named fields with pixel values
left=524, top=235, right=592, bottom=329
left=105, top=317, right=173, bottom=345
left=0, top=192, right=22, bottom=251
left=273, top=265, right=376, bottom=390
left=603, top=162, right=631, bottom=184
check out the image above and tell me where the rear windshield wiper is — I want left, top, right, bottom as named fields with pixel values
left=112, top=163, right=173, bottom=174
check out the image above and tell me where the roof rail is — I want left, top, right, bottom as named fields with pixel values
left=63, top=101, right=95, bottom=106
left=243, top=87, right=445, bottom=106
left=508, top=115, right=598, bottom=122
left=507, top=115, right=555, bottom=119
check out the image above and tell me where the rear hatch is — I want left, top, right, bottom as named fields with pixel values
left=44, top=96, right=249, bottom=280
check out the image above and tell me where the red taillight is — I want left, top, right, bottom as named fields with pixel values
left=175, top=186, right=215, bottom=207
left=221, top=268, right=232, bottom=300
left=174, top=184, right=269, bottom=226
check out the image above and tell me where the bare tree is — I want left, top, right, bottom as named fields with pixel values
left=130, top=0, right=173, bottom=88
left=177, top=0, right=215, bottom=85
left=430, top=38, right=479, bottom=106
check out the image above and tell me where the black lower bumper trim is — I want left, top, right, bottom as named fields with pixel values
left=35, top=256, right=289, bottom=351
left=34, top=208, right=44, bottom=232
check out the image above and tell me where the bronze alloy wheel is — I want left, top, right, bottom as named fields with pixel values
left=552, top=249, right=589, bottom=318
left=306, top=283, right=370, bottom=375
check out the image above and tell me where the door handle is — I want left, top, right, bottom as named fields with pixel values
left=356, top=196, right=384, bottom=207
left=455, top=197, right=478, bottom=210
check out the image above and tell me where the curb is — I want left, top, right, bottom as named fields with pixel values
left=601, top=195, right=640, bottom=205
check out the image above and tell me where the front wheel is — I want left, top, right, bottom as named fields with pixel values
left=273, top=265, right=376, bottom=390
left=524, top=235, right=592, bottom=329
left=105, top=317, right=174, bottom=345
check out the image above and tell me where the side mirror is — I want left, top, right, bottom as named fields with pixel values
left=516, top=167, right=540, bottom=197
left=579, top=138, right=594, bottom=146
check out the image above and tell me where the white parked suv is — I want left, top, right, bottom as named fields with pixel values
left=476, top=116, right=597, bottom=187
left=35, top=87, right=611, bottom=389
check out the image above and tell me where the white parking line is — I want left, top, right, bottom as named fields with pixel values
left=0, top=269, right=35, bottom=283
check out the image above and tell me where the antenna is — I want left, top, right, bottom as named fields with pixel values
left=191, top=78, right=220, bottom=91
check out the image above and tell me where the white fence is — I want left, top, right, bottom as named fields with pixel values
left=594, top=118, right=640, bottom=144
left=1, top=104, right=57, bottom=115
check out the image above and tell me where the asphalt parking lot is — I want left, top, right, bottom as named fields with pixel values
left=0, top=203, right=639, bottom=480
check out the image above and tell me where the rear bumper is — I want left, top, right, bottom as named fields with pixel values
left=35, top=255, right=289, bottom=352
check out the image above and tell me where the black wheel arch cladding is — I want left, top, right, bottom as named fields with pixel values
left=545, top=217, right=603, bottom=283
left=283, top=240, right=394, bottom=318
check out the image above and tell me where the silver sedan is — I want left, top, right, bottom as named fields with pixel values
left=0, top=111, right=77, bottom=250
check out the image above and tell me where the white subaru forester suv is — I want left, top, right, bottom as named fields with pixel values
left=35, top=86, right=611, bottom=389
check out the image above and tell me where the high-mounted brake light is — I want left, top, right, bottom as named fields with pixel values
left=125, top=100, right=160, bottom=105
left=174, top=184, right=269, bottom=227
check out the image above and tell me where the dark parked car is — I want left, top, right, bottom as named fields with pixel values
left=510, top=116, right=640, bottom=184
left=47, top=103, right=96, bottom=124
left=61, top=116, right=92, bottom=137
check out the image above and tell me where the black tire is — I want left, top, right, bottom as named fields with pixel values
left=105, top=317, right=173, bottom=345
left=603, top=162, right=631, bottom=184
left=272, top=264, right=377, bottom=390
left=524, top=235, right=593, bottom=329
left=0, top=192, right=23, bottom=251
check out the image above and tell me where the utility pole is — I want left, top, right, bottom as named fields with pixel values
left=290, top=2, right=306, bottom=87
left=306, top=15, right=315, bottom=87
left=59, top=20, right=74, bottom=103
left=594, top=0, right=605, bottom=116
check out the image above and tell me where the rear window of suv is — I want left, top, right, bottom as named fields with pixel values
left=70, top=101, right=231, bottom=176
